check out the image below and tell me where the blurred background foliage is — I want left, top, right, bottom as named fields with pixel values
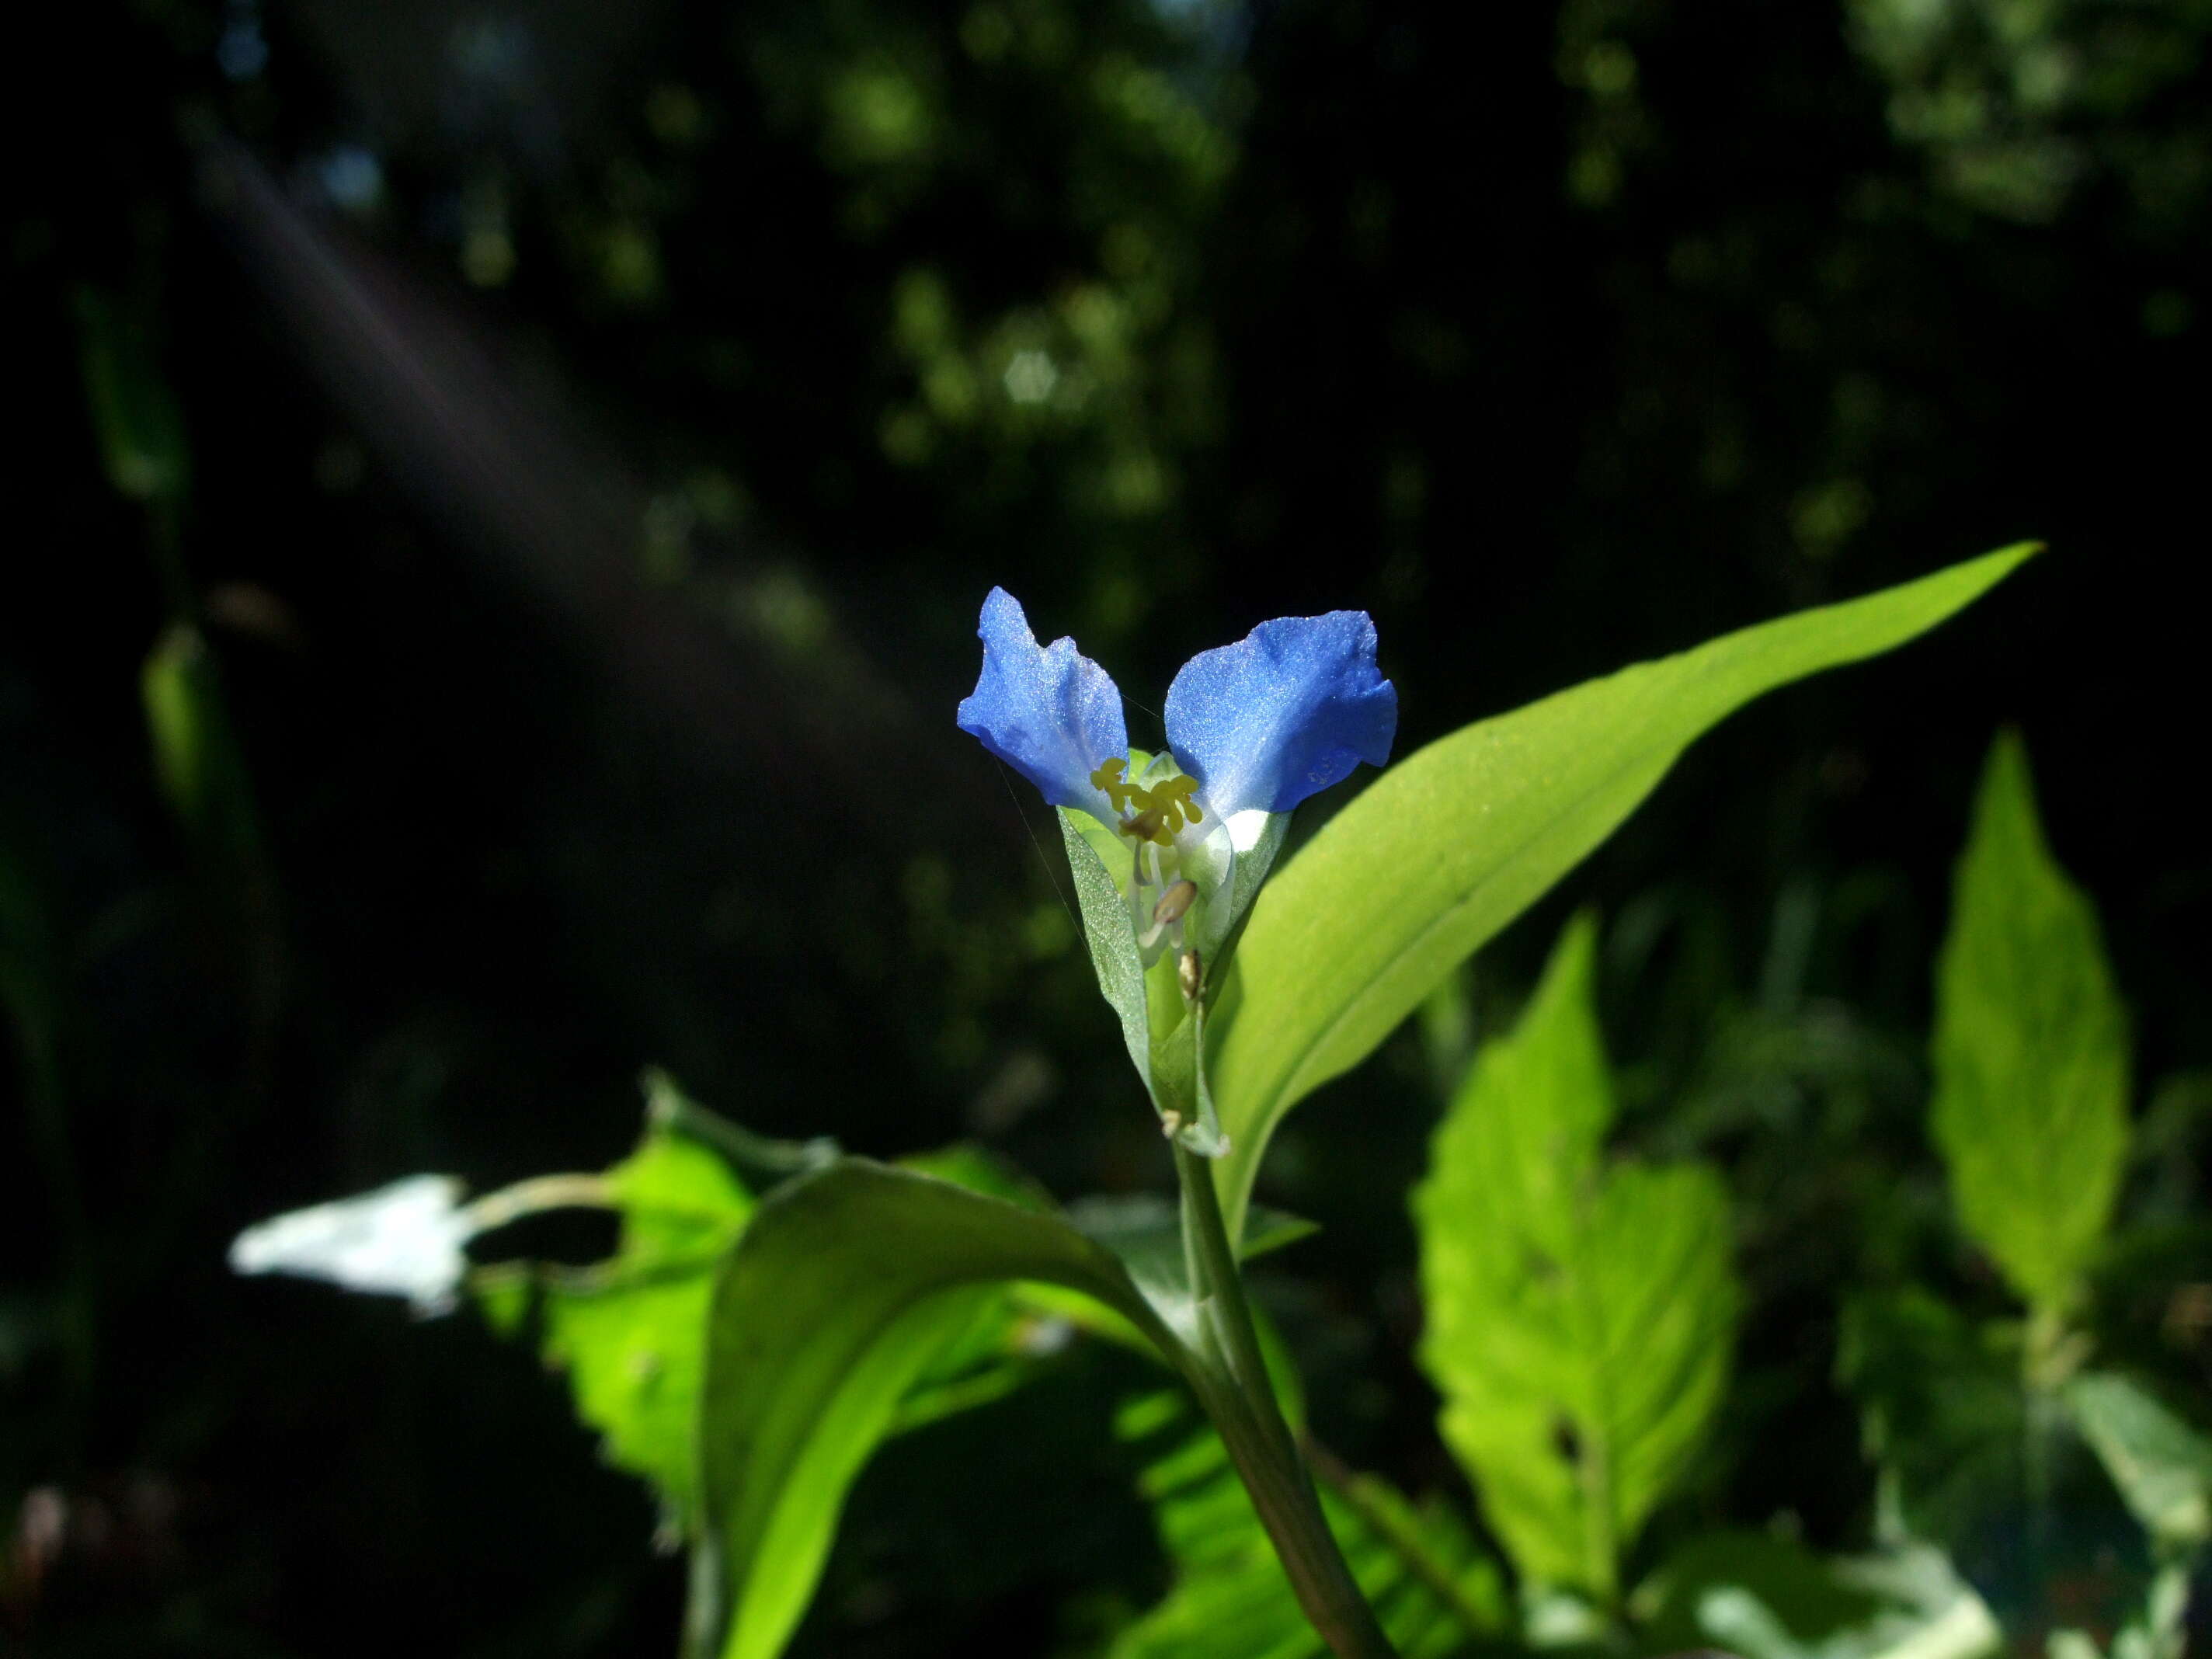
left=3, top=0, right=2210, bottom=1652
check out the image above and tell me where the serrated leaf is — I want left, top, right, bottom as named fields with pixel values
left=1207, top=545, right=2036, bottom=1243
left=1413, top=915, right=1741, bottom=1600
left=1932, top=731, right=2130, bottom=1311
left=607, top=1126, right=756, bottom=1264
left=533, top=1125, right=756, bottom=1531
left=2064, top=1373, right=2212, bottom=1550
left=1110, top=1389, right=1508, bottom=1659
left=693, top=1160, right=1182, bottom=1659
left=542, top=1268, right=724, bottom=1531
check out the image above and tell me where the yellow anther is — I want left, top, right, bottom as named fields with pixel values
left=1088, top=756, right=1142, bottom=813
left=1094, top=756, right=1205, bottom=847
left=1150, top=774, right=1202, bottom=832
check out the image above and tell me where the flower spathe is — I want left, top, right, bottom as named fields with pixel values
left=958, top=587, right=1396, bottom=1145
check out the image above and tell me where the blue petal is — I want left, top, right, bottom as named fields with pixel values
left=957, top=587, right=1129, bottom=812
left=1164, top=611, right=1397, bottom=817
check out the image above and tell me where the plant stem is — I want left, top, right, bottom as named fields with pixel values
left=645, top=1069, right=841, bottom=1177
left=462, top=1173, right=614, bottom=1233
left=1172, top=1141, right=1399, bottom=1659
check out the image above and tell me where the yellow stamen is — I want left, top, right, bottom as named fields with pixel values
left=1088, top=756, right=1143, bottom=814
left=1088, top=756, right=1206, bottom=847
left=1151, top=774, right=1202, bottom=830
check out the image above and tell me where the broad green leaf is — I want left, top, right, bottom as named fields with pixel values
left=2064, top=1372, right=2212, bottom=1551
left=605, top=1123, right=756, bottom=1261
left=1932, top=731, right=2130, bottom=1312
left=504, top=1126, right=755, bottom=1532
left=1110, top=1389, right=1508, bottom=1659
left=490, top=1124, right=1083, bottom=1549
left=1209, top=545, right=2036, bottom=1242
left=541, top=1268, right=725, bottom=1533
left=693, top=1160, right=1182, bottom=1659
left=1413, top=915, right=1741, bottom=1600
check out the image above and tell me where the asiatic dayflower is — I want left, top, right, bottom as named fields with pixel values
left=958, top=587, right=1396, bottom=1150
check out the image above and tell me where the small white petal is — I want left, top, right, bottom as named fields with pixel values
left=229, top=1174, right=474, bottom=1316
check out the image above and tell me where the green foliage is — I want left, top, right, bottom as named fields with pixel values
left=1209, top=544, right=2037, bottom=1244
left=73, top=287, right=190, bottom=503
left=1109, top=1390, right=1508, bottom=1659
left=692, top=1160, right=1177, bottom=1659
left=1633, top=1532, right=2002, bottom=1659
left=1931, top=731, right=2130, bottom=1313
left=2064, top=1373, right=2212, bottom=1554
left=1061, top=807, right=1158, bottom=1109
left=538, top=1131, right=754, bottom=1533
left=1847, top=0, right=2212, bottom=228
left=1413, top=914, right=1741, bottom=1604
left=141, top=624, right=263, bottom=871
left=2046, top=1373, right=2210, bottom=1659
left=1060, top=798, right=1278, bottom=1151
left=1835, top=1286, right=2027, bottom=1547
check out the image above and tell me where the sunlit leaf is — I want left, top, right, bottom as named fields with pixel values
left=529, top=1127, right=754, bottom=1532
left=692, top=1160, right=1181, bottom=1659
left=1931, top=730, right=2130, bottom=1311
left=1208, top=544, right=2036, bottom=1242
left=1412, top=914, right=1740, bottom=1600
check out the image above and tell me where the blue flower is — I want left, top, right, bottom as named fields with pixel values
left=958, top=587, right=1396, bottom=962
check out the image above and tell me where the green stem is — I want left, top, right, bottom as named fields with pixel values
left=1172, top=1141, right=1399, bottom=1659
left=645, top=1069, right=840, bottom=1178
left=462, top=1173, right=614, bottom=1233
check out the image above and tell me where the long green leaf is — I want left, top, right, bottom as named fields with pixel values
left=1931, top=731, right=2130, bottom=1312
left=1208, top=544, right=2036, bottom=1241
left=693, top=1160, right=1182, bottom=1659
left=1413, top=916, right=1740, bottom=1600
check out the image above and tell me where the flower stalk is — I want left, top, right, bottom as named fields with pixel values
left=1171, top=1137, right=1400, bottom=1659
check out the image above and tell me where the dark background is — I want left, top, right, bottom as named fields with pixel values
left=3, top=0, right=2207, bottom=1652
